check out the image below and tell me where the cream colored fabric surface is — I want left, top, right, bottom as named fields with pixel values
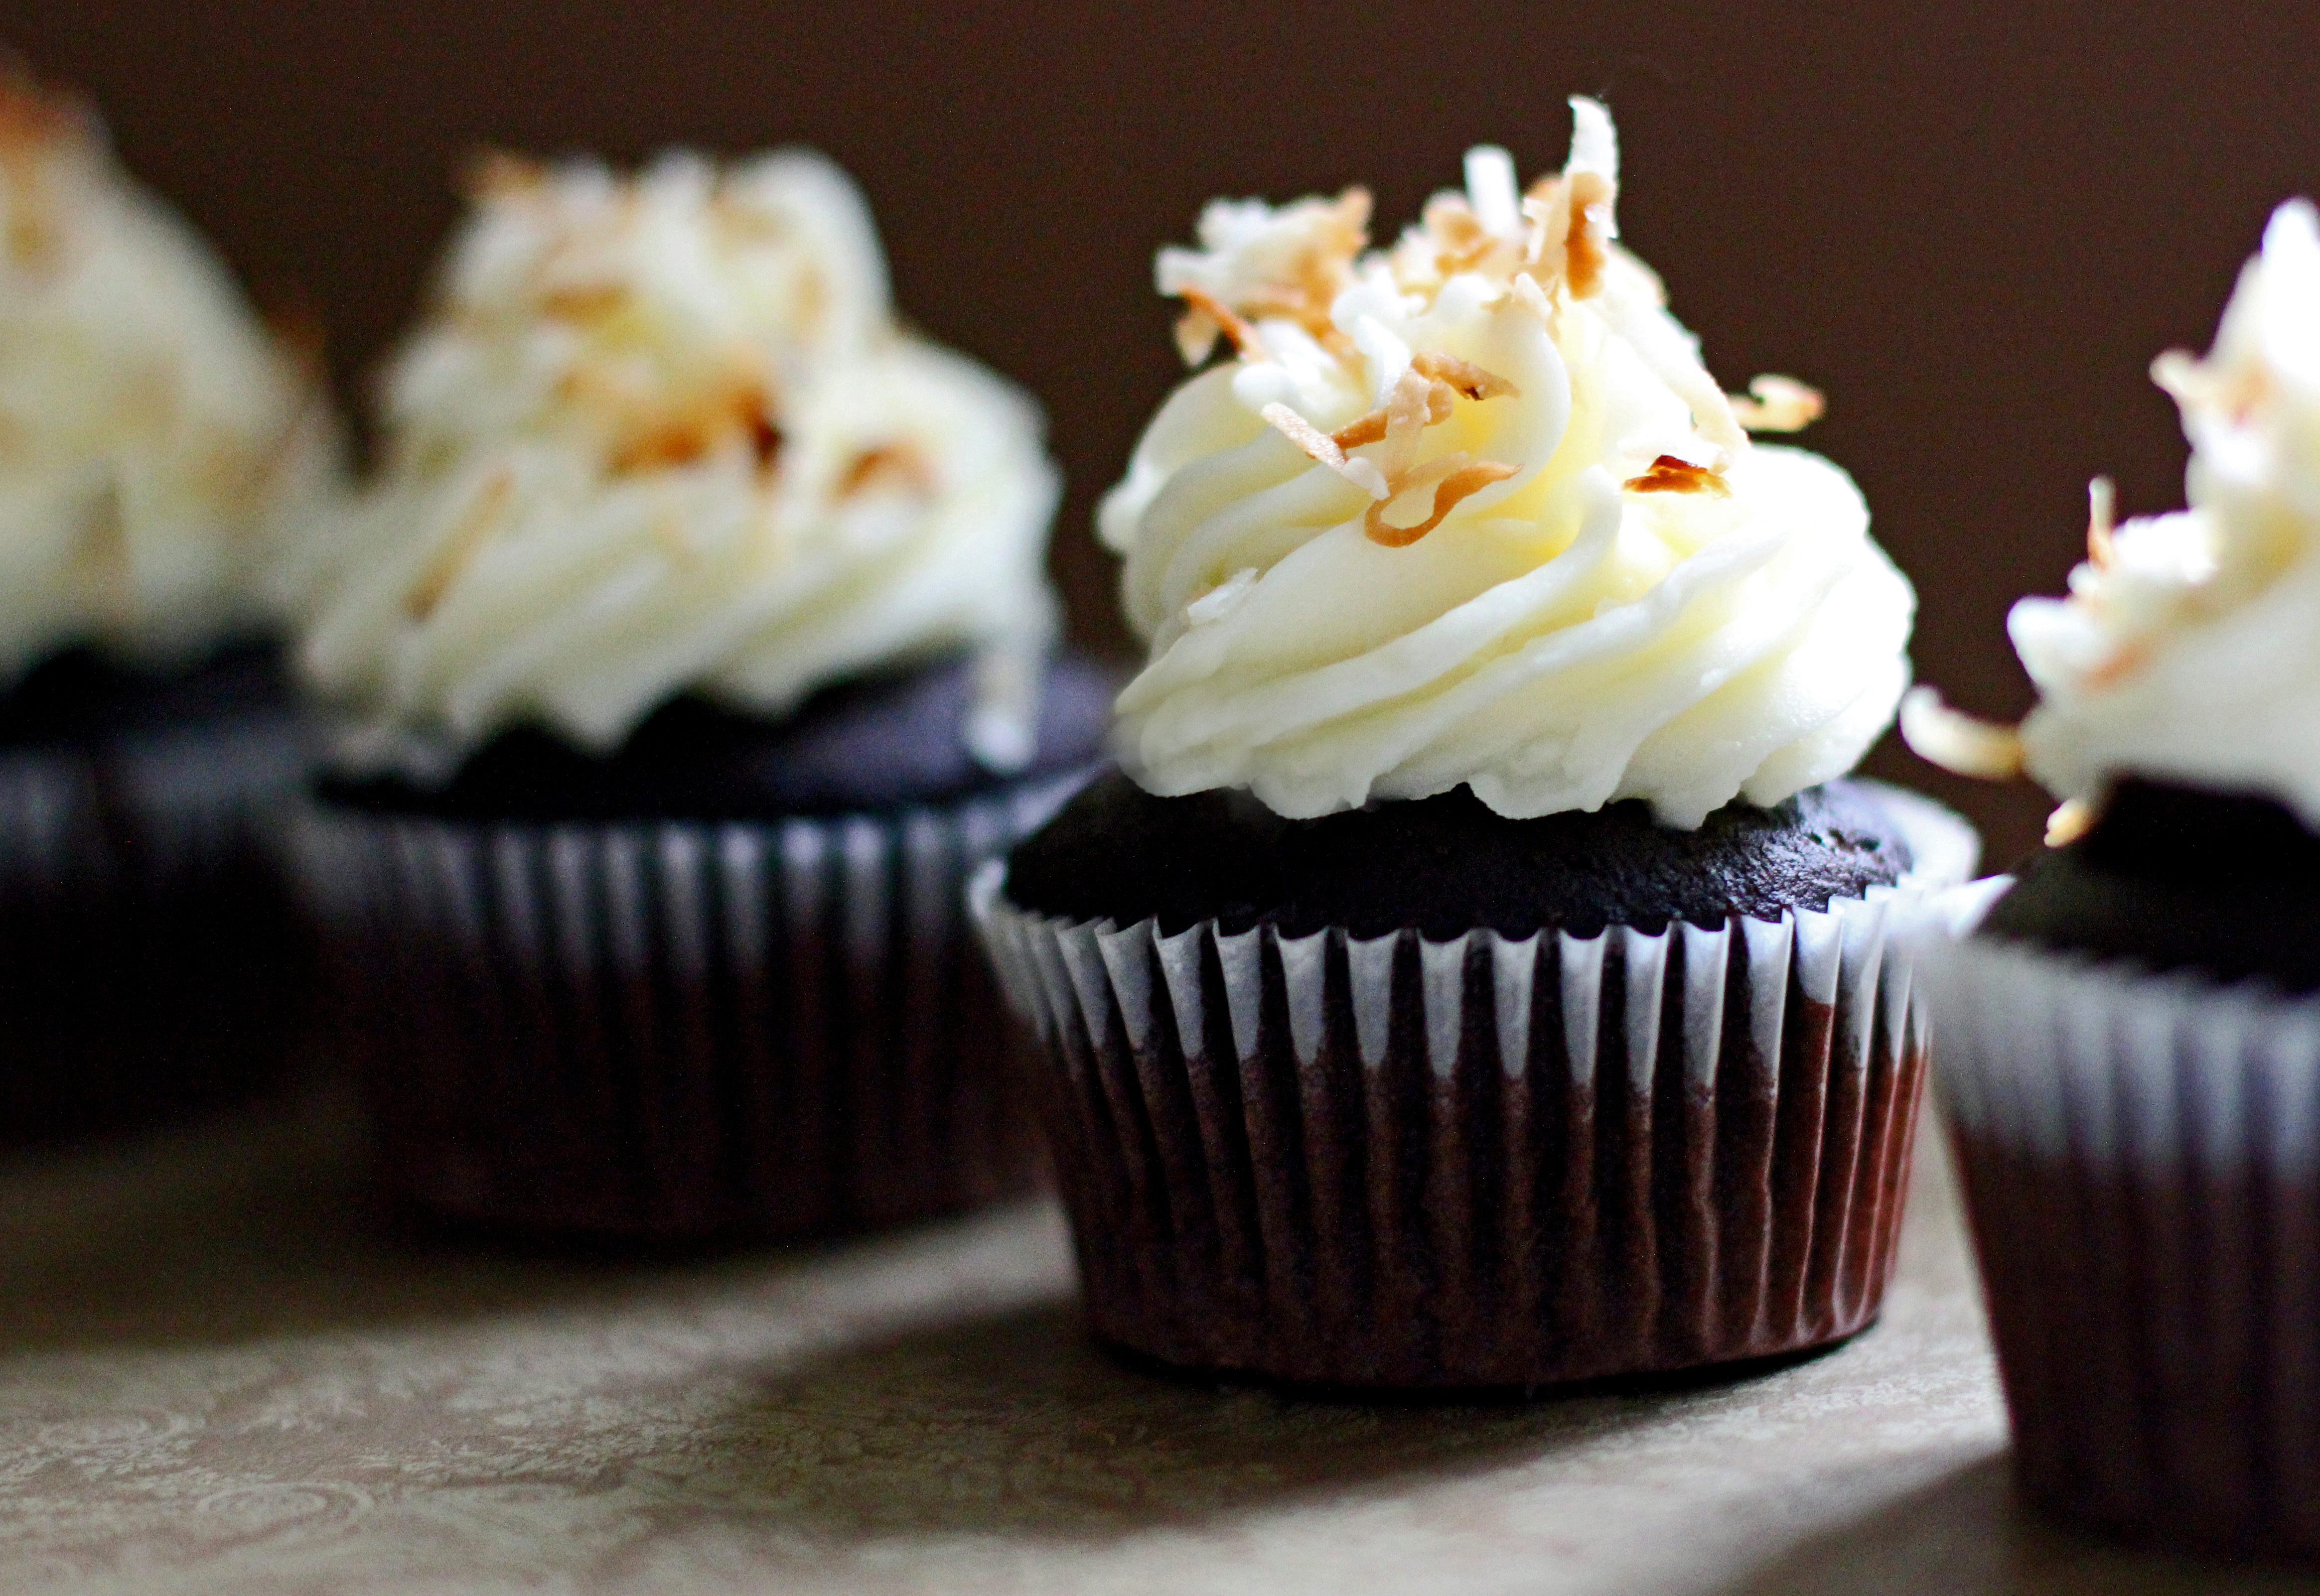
left=0, top=1090, right=2309, bottom=1596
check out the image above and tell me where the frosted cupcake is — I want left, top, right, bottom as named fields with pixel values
left=291, top=150, right=1107, bottom=1242
left=977, top=99, right=1977, bottom=1388
left=1908, top=200, right=2320, bottom=1557
left=0, top=72, right=339, bottom=1142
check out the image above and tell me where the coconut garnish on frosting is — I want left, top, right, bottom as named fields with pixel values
left=1099, top=97, right=1913, bottom=826
left=296, top=148, right=1060, bottom=778
left=1904, top=199, right=2320, bottom=835
left=0, top=69, right=339, bottom=684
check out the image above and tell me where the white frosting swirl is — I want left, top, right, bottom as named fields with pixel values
left=1999, top=200, right=2320, bottom=827
left=1101, top=99, right=1913, bottom=826
left=0, top=79, right=337, bottom=683
left=296, top=149, right=1059, bottom=774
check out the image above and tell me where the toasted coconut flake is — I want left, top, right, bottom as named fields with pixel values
left=408, top=468, right=515, bottom=622
left=1726, top=374, right=1825, bottom=432
left=1262, top=402, right=1391, bottom=500
left=2085, top=475, right=2117, bottom=568
left=839, top=442, right=930, bottom=498
left=0, top=68, right=92, bottom=268
left=1562, top=170, right=1614, bottom=298
left=1161, top=188, right=1370, bottom=353
left=1898, top=686, right=2025, bottom=781
left=1364, top=454, right=1519, bottom=546
left=1379, top=366, right=1436, bottom=448
left=1623, top=454, right=1732, bottom=497
left=1303, top=356, right=1520, bottom=513
left=1171, top=284, right=1263, bottom=366
left=1330, top=408, right=1389, bottom=450
left=1172, top=307, right=1221, bottom=366
left=1411, top=351, right=1518, bottom=401
left=1260, top=402, right=1347, bottom=469
left=1417, top=192, right=1520, bottom=281
left=1517, top=166, right=1614, bottom=298
left=1237, top=187, right=1372, bottom=337
left=2044, top=798, right=2095, bottom=848
left=540, top=282, right=628, bottom=323
left=606, top=377, right=778, bottom=474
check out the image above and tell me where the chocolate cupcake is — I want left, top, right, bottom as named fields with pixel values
left=289, top=149, right=1106, bottom=1242
left=0, top=72, right=340, bottom=1143
left=1907, top=200, right=2320, bottom=1558
left=976, top=99, right=1977, bottom=1388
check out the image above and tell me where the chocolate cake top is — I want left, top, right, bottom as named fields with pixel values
left=319, top=652, right=1113, bottom=821
left=1006, top=768, right=1914, bottom=939
left=1982, top=778, right=2320, bottom=991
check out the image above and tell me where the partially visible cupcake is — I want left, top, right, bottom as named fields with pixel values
left=0, top=70, right=340, bottom=1143
left=290, top=150, right=1108, bottom=1242
left=1907, top=200, right=2320, bottom=1558
left=976, top=99, right=1977, bottom=1388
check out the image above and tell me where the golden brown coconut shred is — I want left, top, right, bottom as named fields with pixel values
left=1261, top=357, right=1525, bottom=547
left=1623, top=454, right=1732, bottom=497
left=1365, top=458, right=1521, bottom=546
left=1169, top=189, right=1371, bottom=365
left=0, top=68, right=91, bottom=268
left=1412, top=350, right=1518, bottom=401
left=1556, top=170, right=1614, bottom=299
left=839, top=441, right=933, bottom=498
left=1172, top=285, right=1265, bottom=366
left=1416, top=193, right=1521, bottom=281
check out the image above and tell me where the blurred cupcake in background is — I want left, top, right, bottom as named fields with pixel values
left=0, top=67, right=340, bottom=1144
left=1908, top=200, right=2320, bottom=1558
left=290, top=149, right=1109, bottom=1242
left=977, top=98, right=1976, bottom=1389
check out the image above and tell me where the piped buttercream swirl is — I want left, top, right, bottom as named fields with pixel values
left=295, top=149, right=1059, bottom=777
left=1101, top=98, right=1913, bottom=827
left=0, top=75, right=338, bottom=684
left=1906, top=199, right=2320, bottom=834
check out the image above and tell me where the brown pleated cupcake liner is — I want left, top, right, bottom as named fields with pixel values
left=972, top=785, right=1976, bottom=1388
left=292, top=771, right=1088, bottom=1244
left=0, top=715, right=310, bottom=1143
left=1935, top=937, right=2320, bottom=1558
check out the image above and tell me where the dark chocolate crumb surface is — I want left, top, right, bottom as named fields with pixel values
left=318, top=651, right=1116, bottom=821
left=1982, top=777, right=2320, bottom=991
left=0, top=642, right=289, bottom=746
left=1004, top=768, right=1914, bottom=938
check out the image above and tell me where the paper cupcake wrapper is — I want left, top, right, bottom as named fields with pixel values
left=292, top=771, right=1087, bottom=1243
left=972, top=783, right=1976, bottom=1387
left=0, top=713, right=310, bottom=1141
left=1934, top=935, right=2320, bottom=1557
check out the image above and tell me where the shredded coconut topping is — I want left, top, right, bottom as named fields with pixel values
left=1727, top=375, right=1826, bottom=433
left=1907, top=200, right=2320, bottom=833
left=1159, top=189, right=1370, bottom=362
left=0, top=66, right=341, bottom=681
left=1898, top=687, right=2025, bottom=780
left=1100, top=98, right=1911, bottom=825
left=1624, top=455, right=1733, bottom=498
left=295, top=148, right=1058, bottom=772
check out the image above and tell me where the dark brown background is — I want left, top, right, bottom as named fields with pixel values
left=7, top=0, right=2311, bottom=863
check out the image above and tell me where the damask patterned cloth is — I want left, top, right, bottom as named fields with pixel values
left=0, top=1091, right=2280, bottom=1595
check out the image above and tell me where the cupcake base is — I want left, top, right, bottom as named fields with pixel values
left=1939, top=935, right=2320, bottom=1559
left=974, top=783, right=1975, bottom=1387
left=297, top=775, right=1085, bottom=1243
left=0, top=646, right=308, bottom=1146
